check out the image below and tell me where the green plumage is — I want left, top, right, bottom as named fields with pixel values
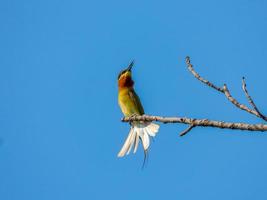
left=118, top=87, right=144, bottom=117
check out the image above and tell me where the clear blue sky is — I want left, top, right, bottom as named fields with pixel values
left=1, top=0, right=267, bottom=199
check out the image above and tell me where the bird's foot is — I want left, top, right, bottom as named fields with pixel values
left=129, top=114, right=138, bottom=119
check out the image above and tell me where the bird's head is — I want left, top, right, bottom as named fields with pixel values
left=118, top=60, right=135, bottom=88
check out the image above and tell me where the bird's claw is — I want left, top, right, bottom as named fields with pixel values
left=129, top=114, right=138, bottom=119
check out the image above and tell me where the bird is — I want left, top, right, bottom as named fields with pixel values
left=117, top=60, right=160, bottom=160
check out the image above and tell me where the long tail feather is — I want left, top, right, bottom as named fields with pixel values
left=117, top=127, right=135, bottom=157
left=133, top=130, right=140, bottom=153
left=117, top=122, right=159, bottom=157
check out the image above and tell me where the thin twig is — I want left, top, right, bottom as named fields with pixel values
left=122, top=115, right=267, bottom=132
left=223, top=84, right=258, bottom=116
left=180, top=124, right=195, bottom=136
left=185, top=56, right=224, bottom=92
left=242, top=77, right=267, bottom=121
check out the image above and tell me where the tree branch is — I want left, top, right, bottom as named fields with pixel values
left=185, top=57, right=224, bottom=92
left=222, top=84, right=258, bottom=116
left=186, top=56, right=267, bottom=122
left=179, top=124, right=195, bottom=136
left=122, top=115, right=267, bottom=133
left=120, top=57, right=267, bottom=136
left=242, top=77, right=267, bottom=121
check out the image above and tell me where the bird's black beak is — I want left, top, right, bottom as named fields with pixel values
left=126, top=60, right=134, bottom=71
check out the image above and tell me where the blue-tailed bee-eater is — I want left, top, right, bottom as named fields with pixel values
left=117, top=61, right=159, bottom=158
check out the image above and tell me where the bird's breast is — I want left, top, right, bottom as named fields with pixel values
left=118, top=88, right=141, bottom=117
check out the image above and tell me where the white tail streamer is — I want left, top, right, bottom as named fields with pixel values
left=117, top=122, right=160, bottom=157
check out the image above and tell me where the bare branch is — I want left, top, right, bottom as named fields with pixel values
left=122, top=115, right=267, bottom=133
left=180, top=124, right=195, bottom=136
left=186, top=56, right=266, bottom=121
left=242, top=77, right=267, bottom=121
left=185, top=56, right=224, bottom=92
left=223, top=84, right=258, bottom=116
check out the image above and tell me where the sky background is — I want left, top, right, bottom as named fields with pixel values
left=1, top=0, right=267, bottom=199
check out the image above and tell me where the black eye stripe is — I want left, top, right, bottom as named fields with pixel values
left=118, top=70, right=126, bottom=80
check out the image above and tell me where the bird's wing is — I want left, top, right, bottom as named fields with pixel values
left=128, top=89, right=145, bottom=115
